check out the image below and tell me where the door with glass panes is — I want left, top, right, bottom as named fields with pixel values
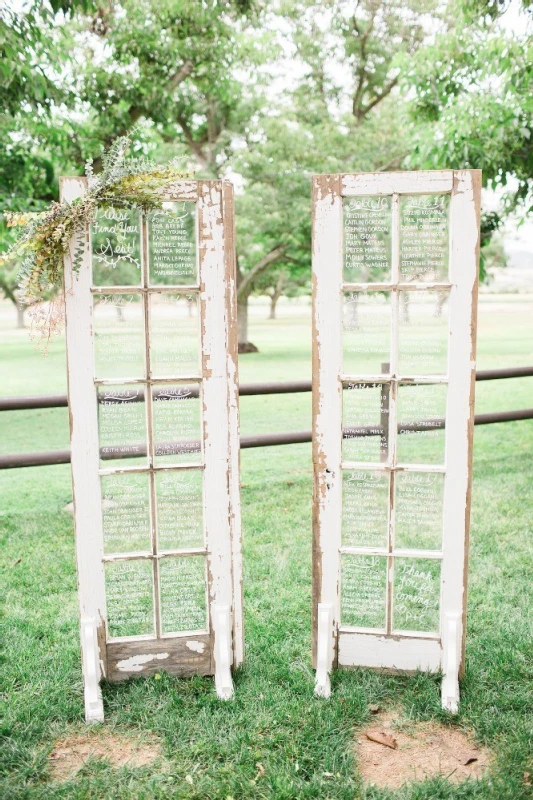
left=63, top=178, right=242, bottom=722
left=312, top=171, right=480, bottom=712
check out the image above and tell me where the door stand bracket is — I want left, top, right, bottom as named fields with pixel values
left=213, top=604, right=234, bottom=700
left=441, top=611, right=462, bottom=713
left=81, top=617, right=104, bottom=723
left=314, top=603, right=334, bottom=698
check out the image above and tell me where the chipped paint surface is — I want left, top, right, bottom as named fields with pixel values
left=116, top=652, right=170, bottom=672
left=338, top=632, right=442, bottom=671
left=222, top=181, right=244, bottom=668
left=186, top=640, right=206, bottom=654
left=198, top=182, right=239, bottom=698
left=311, top=175, right=343, bottom=672
left=341, top=170, right=454, bottom=196
left=440, top=170, right=481, bottom=696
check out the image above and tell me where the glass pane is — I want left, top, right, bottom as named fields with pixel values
left=156, top=470, right=204, bottom=550
left=397, top=383, right=447, bottom=465
left=343, top=291, right=391, bottom=376
left=400, top=195, right=449, bottom=282
left=148, top=201, right=197, bottom=286
left=393, top=558, right=440, bottom=633
left=343, top=382, right=389, bottom=463
left=98, top=384, right=147, bottom=467
left=91, top=207, right=142, bottom=287
left=153, top=384, right=201, bottom=465
left=342, top=470, right=389, bottom=548
left=159, top=556, right=207, bottom=633
left=149, top=293, right=199, bottom=378
left=101, top=472, right=151, bottom=554
left=398, top=290, right=449, bottom=375
left=395, top=472, right=444, bottom=550
left=343, top=196, right=392, bottom=282
left=93, top=294, right=145, bottom=379
left=341, top=555, right=387, bottom=629
left=105, top=559, right=154, bottom=638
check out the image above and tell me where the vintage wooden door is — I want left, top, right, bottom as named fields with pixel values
left=62, top=178, right=243, bottom=722
left=312, top=170, right=480, bottom=711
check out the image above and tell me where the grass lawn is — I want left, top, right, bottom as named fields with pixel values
left=1, top=295, right=532, bottom=799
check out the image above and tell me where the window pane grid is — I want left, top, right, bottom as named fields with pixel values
left=91, top=202, right=207, bottom=641
left=340, top=191, right=449, bottom=635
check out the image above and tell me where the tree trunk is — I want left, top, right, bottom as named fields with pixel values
left=237, top=294, right=258, bottom=354
left=268, top=272, right=285, bottom=320
left=235, top=246, right=287, bottom=353
left=16, top=302, right=25, bottom=329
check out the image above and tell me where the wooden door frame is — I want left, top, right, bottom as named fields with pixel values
left=311, top=170, right=481, bottom=711
left=62, top=178, right=243, bottom=721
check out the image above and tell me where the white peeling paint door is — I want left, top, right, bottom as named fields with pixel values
left=62, top=179, right=243, bottom=722
left=312, top=171, right=480, bottom=711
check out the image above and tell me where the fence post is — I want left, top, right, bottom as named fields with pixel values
left=380, top=362, right=390, bottom=463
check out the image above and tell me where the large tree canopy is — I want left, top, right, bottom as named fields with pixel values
left=0, top=0, right=529, bottom=337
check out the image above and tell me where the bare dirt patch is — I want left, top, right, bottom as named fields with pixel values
left=356, top=710, right=492, bottom=790
left=49, top=729, right=163, bottom=782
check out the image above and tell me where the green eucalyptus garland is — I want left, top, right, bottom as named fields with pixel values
left=1, top=130, right=187, bottom=339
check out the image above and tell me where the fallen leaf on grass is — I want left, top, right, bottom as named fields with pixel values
left=255, top=762, right=265, bottom=778
left=365, top=731, right=398, bottom=750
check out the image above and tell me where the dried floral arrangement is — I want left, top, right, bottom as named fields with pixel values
left=0, top=129, right=187, bottom=344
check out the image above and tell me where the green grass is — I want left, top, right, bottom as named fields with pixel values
left=1, top=295, right=533, bottom=798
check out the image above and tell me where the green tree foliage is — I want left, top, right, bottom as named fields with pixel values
left=1, top=0, right=530, bottom=337
left=68, top=0, right=259, bottom=169
left=0, top=5, right=64, bottom=114
left=480, top=231, right=509, bottom=281
left=404, top=0, right=533, bottom=215
left=0, top=4, right=72, bottom=324
left=0, top=0, right=252, bottom=324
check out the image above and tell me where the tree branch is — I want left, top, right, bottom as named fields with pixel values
left=91, top=60, right=195, bottom=172
left=0, top=277, right=17, bottom=305
left=356, top=75, right=399, bottom=122
left=377, top=150, right=409, bottom=172
left=351, top=5, right=377, bottom=120
left=168, top=59, right=194, bottom=89
left=237, top=245, right=287, bottom=300
left=176, top=113, right=211, bottom=171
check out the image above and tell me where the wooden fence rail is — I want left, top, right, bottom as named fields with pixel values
left=0, top=367, right=532, bottom=469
